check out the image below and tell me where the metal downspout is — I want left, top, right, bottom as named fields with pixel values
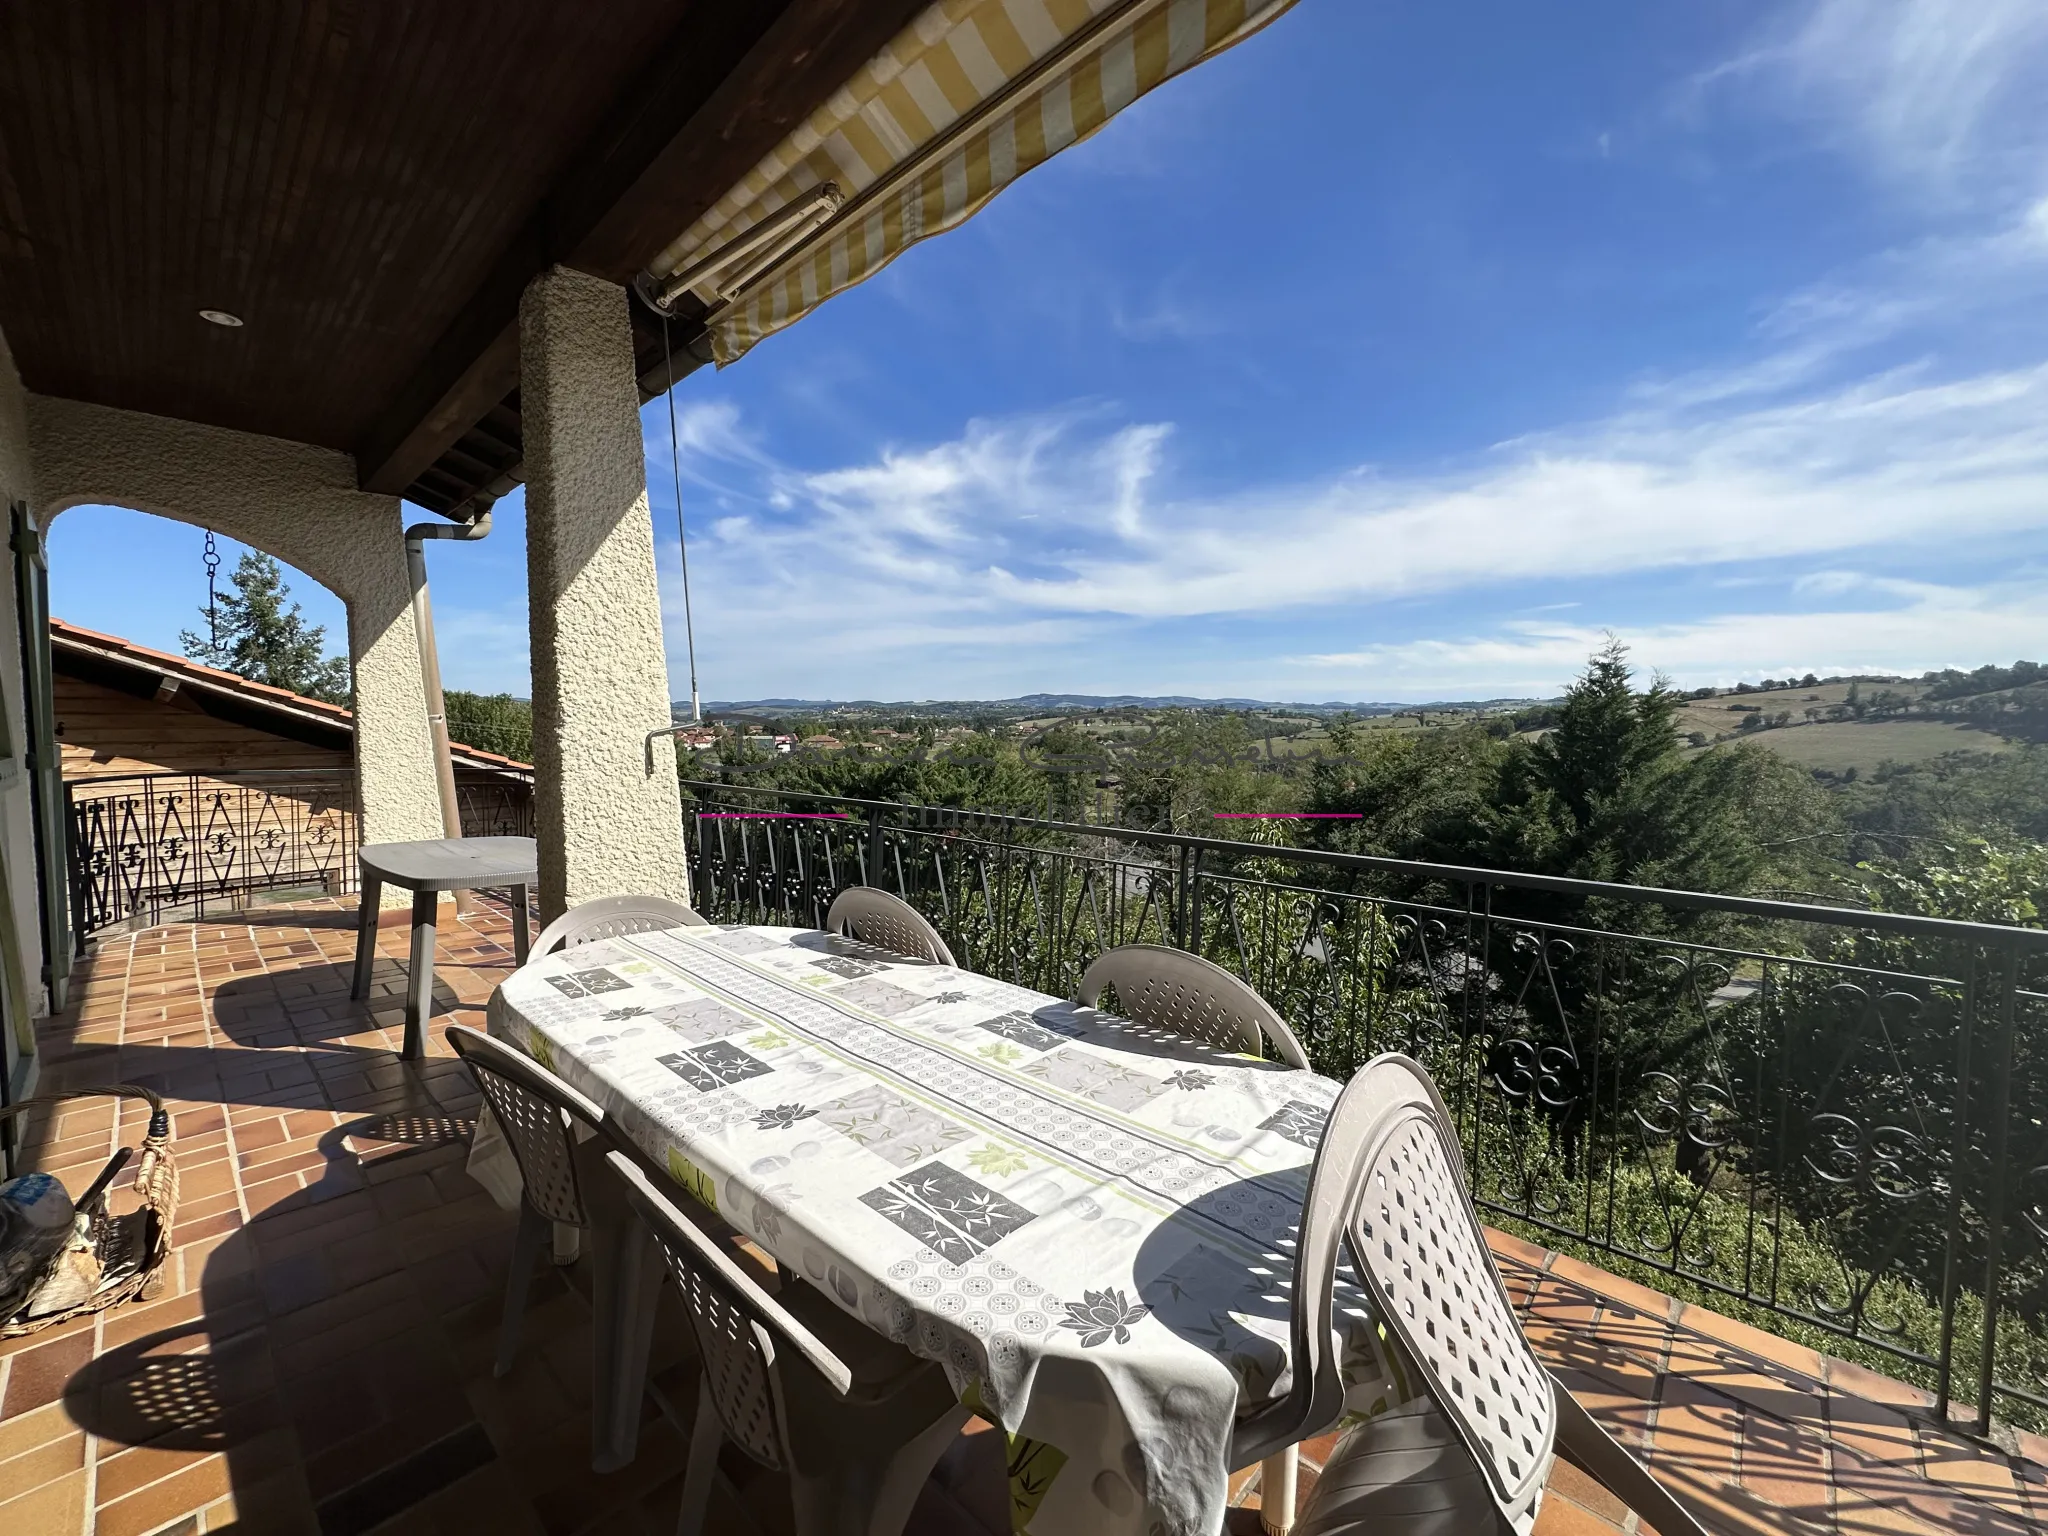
left=404, top=506, right=494, bottom=908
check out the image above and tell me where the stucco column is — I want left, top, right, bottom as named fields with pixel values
left=519, top=265, right=686, bottom=920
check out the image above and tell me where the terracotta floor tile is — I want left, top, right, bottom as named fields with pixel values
left=0, top=1466, right=88, bottom=1535
left=1547, top=1455, right=1631, bottom=1525
left=0, top=1311, right=96, bottom=1362
left=1, top=1325, right=98, bottom=1419
left=1738, top=1407, right=1834, bottom=1524
left=93, top=1435, right=221, bottom=1507
left=1532, top=1491, right=1630, bottom=1535
left=100, top=1290, right=208, bottom=1351
left=0, top=1426, right=88, bottom=1503
left=93, top=1452, right=231, bottom=1536
left=0, top=1399, right=82, bottom=1463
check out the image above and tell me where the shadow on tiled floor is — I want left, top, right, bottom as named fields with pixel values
left=1, top=898, right=2042, bottom=1536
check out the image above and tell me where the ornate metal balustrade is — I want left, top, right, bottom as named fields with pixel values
left=66, top=770, right=539, bottom=941
left=67, top=770, right=361, bottom=938
left=456, top=777, right=536, bottom=839
left=680, top=778, right=2048, bottom=1432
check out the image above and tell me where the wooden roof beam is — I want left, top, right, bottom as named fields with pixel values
left=355, top=0, right=926, bottom=504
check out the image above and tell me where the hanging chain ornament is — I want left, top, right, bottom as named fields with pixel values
left=203, top=529, right=222, bottom=654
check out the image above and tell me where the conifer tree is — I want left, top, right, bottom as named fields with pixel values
left=181, top=551, right=351, bottom=704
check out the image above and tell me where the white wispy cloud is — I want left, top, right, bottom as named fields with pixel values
left=646, top=347, right=2048, bottom=698
left=1704, top=0, right=2048, bottom=203
left=1286, top=576, right=2048, bottom=697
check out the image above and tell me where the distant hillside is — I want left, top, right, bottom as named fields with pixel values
left=693, top=692, right=1549, bottom=718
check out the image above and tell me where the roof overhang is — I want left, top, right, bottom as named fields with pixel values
left=0, top=2, right=929, bottom=517
left=0, top=0, right=1298, bottom=521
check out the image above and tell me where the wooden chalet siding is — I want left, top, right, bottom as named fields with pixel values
left=50, top=625, right=533, bottom=906
left=57, top=673, right=341, bottom=780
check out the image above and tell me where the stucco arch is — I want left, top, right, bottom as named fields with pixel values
left=27, top=394, right=442, bottom=850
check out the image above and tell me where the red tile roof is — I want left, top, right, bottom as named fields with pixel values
left=50, top=617, right=534, bottom=774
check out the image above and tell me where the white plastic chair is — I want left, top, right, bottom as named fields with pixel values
left=824, top=886, right=956, bottom=966
left=1292, top=1054, right=1709, bottom=1536
left=1076, top=944, right=1311, bottom=1069
left=1226, top=1038, right=1389, bottom=1531
left=532, top=893, right=708, bottom=957
left=604, top=1150, right=971, bottom=1536
left=447, top=1025, right=656, bottom=1473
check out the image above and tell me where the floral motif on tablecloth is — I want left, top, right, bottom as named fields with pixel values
left=752, top=1103, right=818, bottom=1131
left=1258, top=1099, right=1329, bottom=1148
left=966, top=1143, right=1030, bottom=1177
left=657, top=1040, right=772, bottom=1092
left=817, top=1083, right=976, bottom=1168
left=706, top=928, right=780, bottom=954
left=812, top=954, right=889, bottom=979
left=1059, top=1288, right=1152, bottom=1346
left=665, top=1146, right=719, bottom=1211
left=1020, top=1047, right=1167, bottom=1113
left=831, top=977, right=928, bottom=1017
left=861, top=1160, right=1038, bottom=1263
left=974, top=1011, right=1073, bottom=1052
left=1009, top=1435, right=1069, bottom=1528
left=649, top=996, right=755, bottom=1043
left=1163, top=1070, right=1215, bottom=1092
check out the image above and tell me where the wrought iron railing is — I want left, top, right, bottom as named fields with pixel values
left=679, top=778, right=2048, bottom=1432
left=66, top=771, right=538, bottom=939
left=66, top=770, right=360, bottom=937
left=456, top=778, right=535, bottom=839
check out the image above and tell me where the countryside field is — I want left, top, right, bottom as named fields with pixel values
left=1672, top=679, right=1910, bottom=740
left=1706, top=719, right=2010, bottom=772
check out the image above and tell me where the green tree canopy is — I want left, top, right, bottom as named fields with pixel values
left=1309, top=640, right=1834, bottom=899
left=444, top=691, right=534, bottom=763
left=180, top=551, right=350, bottom=704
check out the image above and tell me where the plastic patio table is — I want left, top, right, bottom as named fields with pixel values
left=351, top=836, right=536, bottom=1059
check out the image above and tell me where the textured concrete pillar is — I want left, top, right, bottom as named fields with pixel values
left=29, top=396, right=444, bottom=870
left=520, top=265, right=686, bottom=920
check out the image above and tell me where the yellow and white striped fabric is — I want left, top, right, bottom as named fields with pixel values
left=651, top=0, right=1302, bottom=365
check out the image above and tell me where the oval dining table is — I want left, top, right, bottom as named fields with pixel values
left=486, top=921, right=1417, bottom=1536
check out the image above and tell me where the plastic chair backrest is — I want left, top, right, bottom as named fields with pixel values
left=1344, top=1055, right=1555, bottom=1533
left=532, top=893, right=708, bottom=957
left=605, top=1150, right=854, bottom=1469
left=1227, top=1053, right=1396, bottom=1467
left=1076, top=944, right=1310, bottom=1069
left=824, top=886, right=955, bottom=966
left=447, top=1025, right=607, bottom=1228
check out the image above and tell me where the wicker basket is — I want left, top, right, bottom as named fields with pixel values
left=1, top=1084, right=179, bottom=1336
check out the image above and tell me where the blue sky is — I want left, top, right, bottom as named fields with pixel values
left=51, top=0, right=2048, bottom=703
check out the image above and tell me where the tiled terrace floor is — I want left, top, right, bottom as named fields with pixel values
left=1, top=899, right=2043, bottom=1536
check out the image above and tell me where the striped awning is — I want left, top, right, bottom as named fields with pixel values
left=649, top=0, right=1301, bottom=365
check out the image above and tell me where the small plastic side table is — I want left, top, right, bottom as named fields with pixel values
left=350, top=837, right=537, bottom=1058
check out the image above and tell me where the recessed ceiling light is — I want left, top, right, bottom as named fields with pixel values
left=198, top=309, right=244, bottom=328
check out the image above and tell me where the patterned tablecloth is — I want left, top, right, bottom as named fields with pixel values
left=488, top=924, right=1420, bottom=1536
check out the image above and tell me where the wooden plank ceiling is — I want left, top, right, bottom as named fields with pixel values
left=0, top=1, right=928, bottom=516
